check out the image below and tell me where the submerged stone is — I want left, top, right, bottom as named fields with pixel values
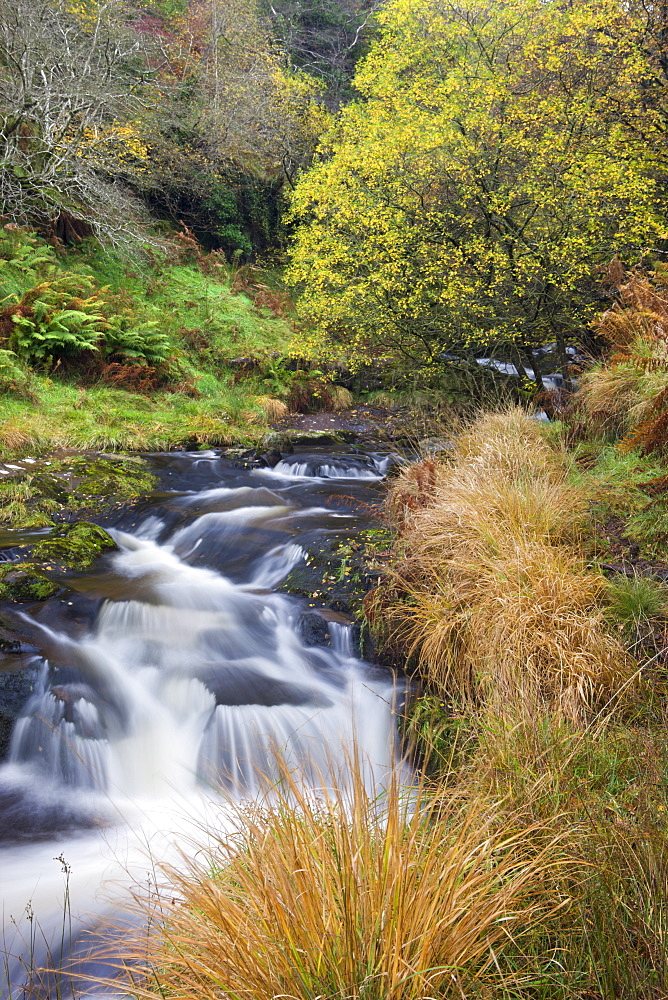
left=0, top=660, right=40, bottom=760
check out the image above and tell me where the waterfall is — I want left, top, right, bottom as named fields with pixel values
left=0, top=447, right=404, bottom=997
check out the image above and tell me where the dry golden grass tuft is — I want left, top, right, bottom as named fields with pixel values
left=0, top=421, right=34, bottom=452
left=375, top=408, right=633, bottom=722
left=328, top=384, right=354, bottom=410
left=576, top=266, right=668, bottom=452
left=112, top=767, right=570, bottom=1000
left=254, top=394, right=290, bottom=421
left=452, top=406, right=570, bottom=478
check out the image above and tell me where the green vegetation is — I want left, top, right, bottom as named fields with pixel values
left=286, top=0, right=667, bottom=386
left=0, top=521, right=117, bottom=601
left=0, top=226, right=326, bottom=458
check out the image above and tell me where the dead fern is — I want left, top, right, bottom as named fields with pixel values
left=577, top=264, right=668, bottom=452
left=231, top=264, right=293, bottom=318
left=99, top=362, right=162, bottom=393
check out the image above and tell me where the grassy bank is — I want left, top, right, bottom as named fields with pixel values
left=366, top=397, right=668, bottom=997
left=0, top=226, right=329, bottom=459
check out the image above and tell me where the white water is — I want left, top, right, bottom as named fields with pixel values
left=0, top=449, right=402, bottom=997
left=255, top=452, right=394, bottom=481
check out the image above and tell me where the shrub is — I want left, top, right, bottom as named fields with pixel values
left=577, top=266, right=668, bottom=453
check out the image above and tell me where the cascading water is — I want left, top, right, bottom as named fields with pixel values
left=0, top=446, right=403, bottom=997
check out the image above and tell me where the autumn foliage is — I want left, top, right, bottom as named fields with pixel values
left=578, top=266, right=668, bottom=454
left=287, top=0, right=663, bottom=376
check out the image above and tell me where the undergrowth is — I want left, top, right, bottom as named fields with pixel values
left=0, top=225, right=339, bottom=458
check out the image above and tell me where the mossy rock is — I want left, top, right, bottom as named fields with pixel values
left=31, top=521, right=117, bottom=570
left=0, top=454, right=157, bottom=529
left=27, top=472, right=71, bottom=504
left=0, top=522, right=116, bottom=602
left=64, top=456, right=156, bottom=508
left=0, top=564, right=60, bottom=601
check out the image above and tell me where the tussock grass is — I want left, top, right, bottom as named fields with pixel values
left=253, top=394, right=290, bottom=421
left=391, top=544, right=626, bottom=722
left=575, top=267, right=668, bottom=452
left=465, top=714, right=668, bottom=997
left=377, top=408, right=633, bottom=722
left=113, top=767, right=570, bottom=1000
left=604, top=573, right=668, bottom=630
left=329, top=384, right=354, bottom=409
left=453, top=407, right=569, bottom=479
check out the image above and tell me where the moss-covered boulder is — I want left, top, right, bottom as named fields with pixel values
left=0, top=454, right=156, bottom=530
left=64, top=455, right=155, bottom=509
left=30, top=521, right=117, bottom=570
left=0, top=521, right=117, bottom=602
left=0, top=565, right=60, bottom=601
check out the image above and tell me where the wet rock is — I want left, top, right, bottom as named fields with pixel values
left=418, top=437, right=454, bottom=455
left=0, top=567, right=60, bottom=601
left=260, top=431, right=294, bottom=453
left=199, top=664, right=330, bottom=707
left=0, top=523, right=117, bottom=603
left=0, top=782, right=110, bottom=842
left=298, top=611, right=331, bottom=646
left=0, top=661, right=40, bottom=759
left=223, top=447, right=257, bottom=461
left=288, top=430, right=346, bottom=446
left=259, top=448, right=283, bottom=468
left=30, top=521, right=117, bottom=571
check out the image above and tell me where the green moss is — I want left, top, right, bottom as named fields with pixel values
left=0, top=478, right=58, bottom=529
left=31, top=521, right=117, bottom=570
left=0, top=563, right=60, bottom=601
left=0, top=455, right=158, bottom=529
left=62, top=456, right=156, bottom=507
left=0, top=522, right=117, bottom=602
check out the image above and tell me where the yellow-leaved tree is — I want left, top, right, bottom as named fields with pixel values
left=287, top=0, right=666, bottom=383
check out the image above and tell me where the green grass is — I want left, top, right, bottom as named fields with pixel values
left=563, top=439, right=668, bottom=562
left=76, top=242, right=301, bottom=370
left=0, top=232, right=316, bottom=461
left=0, top=377, right=266, bottom=456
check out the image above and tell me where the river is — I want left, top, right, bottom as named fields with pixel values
left=0, top=444, right=403, bottom=997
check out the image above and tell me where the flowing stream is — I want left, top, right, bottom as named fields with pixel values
left=0, top=446, right=403, bottom=997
